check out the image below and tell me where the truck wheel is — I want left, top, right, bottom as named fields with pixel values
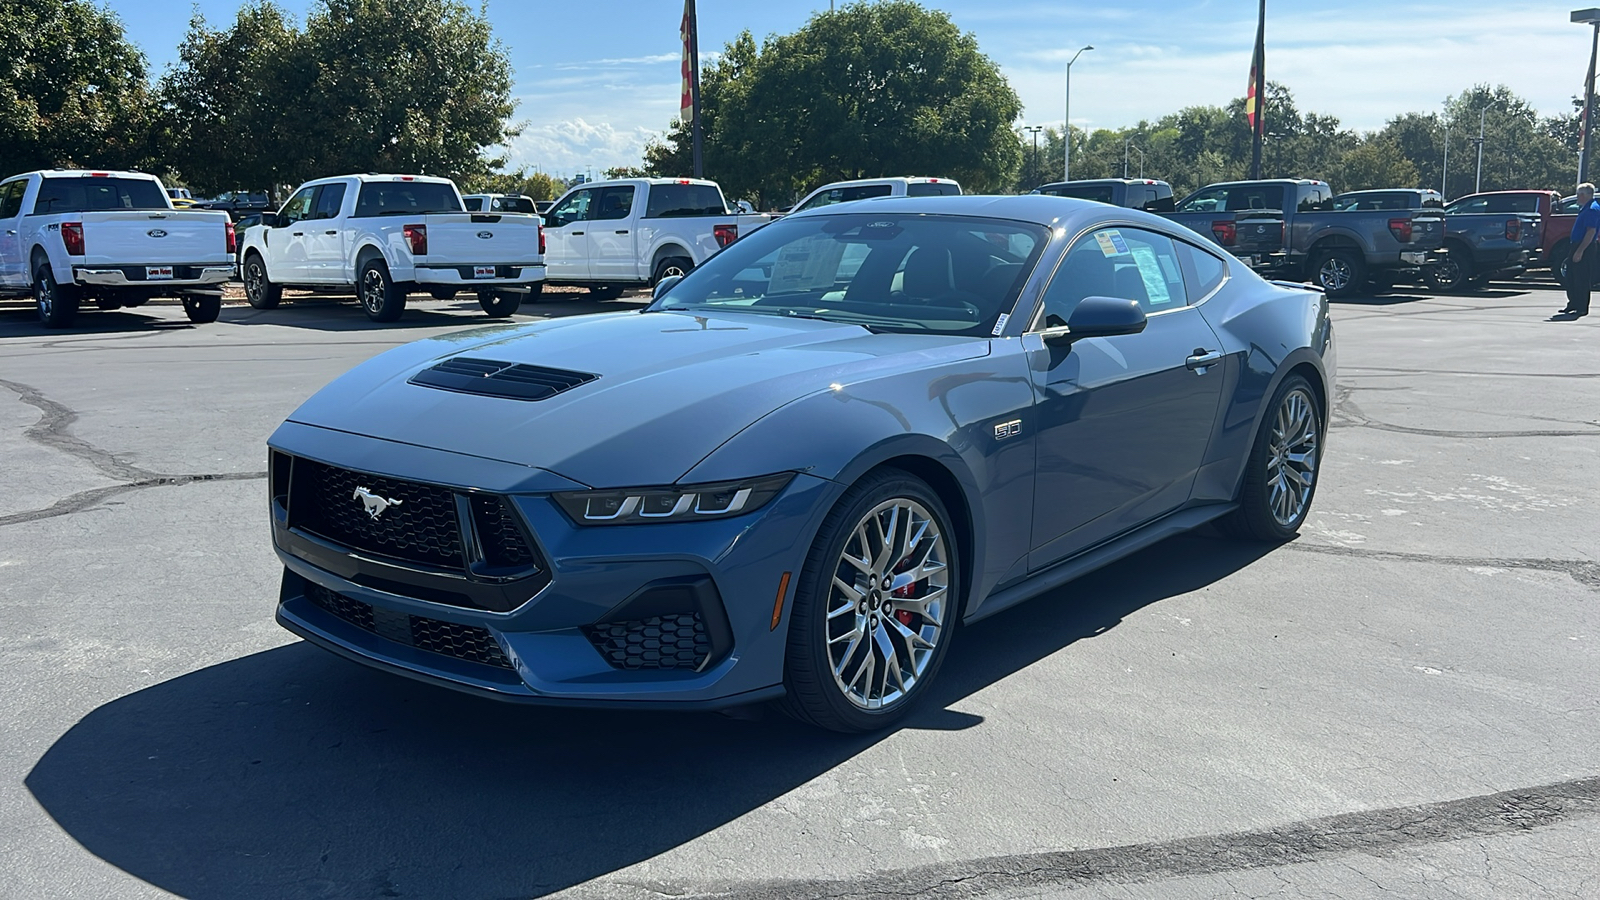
left=243, top=253, right=281, bottom=309
left=477, top=289, right=521, bottom=317
left=1312, top=249, right=1366, bottom=298
left=1424, top=245, right=1472, bottom=292
left=588, top=284, right=624, bottom=301
left=653, top=257, right=693, bottom=285
left=358, top=259, right=406, bottom=323
left=428, top=288, right=458, bottom=301
left=182, top=294, right=222, bottom=324
left=34, top=262, right=79, bottom=329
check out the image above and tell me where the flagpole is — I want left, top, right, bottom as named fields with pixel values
left=1249, top=0, right=1265, bottom=180
left=689, top=0, right=704, bottom=178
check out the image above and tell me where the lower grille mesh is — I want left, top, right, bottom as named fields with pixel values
left=305, top=582, right=512, bottom=670
left=585, top=613, right=710, bottom=670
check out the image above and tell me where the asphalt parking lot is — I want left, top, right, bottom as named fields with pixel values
left=1, top=280, right=1596, bottom=899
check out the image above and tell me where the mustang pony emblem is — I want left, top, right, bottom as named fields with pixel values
left=353, top=486, right=403, bottom=520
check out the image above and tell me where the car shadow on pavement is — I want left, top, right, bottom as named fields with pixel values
left=0, top=307, right=203, bottom=338
left=26, top=533, right=1277, bottom=899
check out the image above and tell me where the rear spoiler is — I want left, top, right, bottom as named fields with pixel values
left=1271, top=280, right=1323, bottom=294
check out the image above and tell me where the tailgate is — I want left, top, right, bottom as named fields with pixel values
left=1406, top=211, right=1446, bottom=249
left=1232, top=210, right=1284, bottom=253
left=422, top=214, right=541, bottom=263
left=81, top=211, right=232, bottom=266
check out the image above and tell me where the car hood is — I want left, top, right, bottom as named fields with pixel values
left=286, top=310, right=988, bottom=488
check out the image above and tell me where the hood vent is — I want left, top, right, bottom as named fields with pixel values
left=409, top=356, right=598, bottom=401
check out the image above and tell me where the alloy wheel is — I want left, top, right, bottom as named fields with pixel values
left=1266, top=387, right=1319, bottom=526
left=360, top=267, right=387, bottom=314
left=826, top=498, right=949, bottom=710
left=35, top=273, right=54, bottom=322
left=1318, top=257, right=1352, bottom=292
left=245, top=262, right=263, bottom=299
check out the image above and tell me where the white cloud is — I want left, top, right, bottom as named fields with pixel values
left=501, top=119, right=664, bottom=177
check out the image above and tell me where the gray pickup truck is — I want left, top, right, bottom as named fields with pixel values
left=1167, top=179, right=1446, bottom=297
left=1033, top=178, right=1283, bottom=264
left=1033, top=178, right=1176, bottom=211
left=1425, top=192, right=1544, bottom=292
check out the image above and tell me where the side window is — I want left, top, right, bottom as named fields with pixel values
left=797, top=184, right=893, bottom=212
left=1174, top=239, right=1229, bottom=301
left=464, top=197, right=483, bottom=211
left=1446, top=197, right=1489, bottom=215
left=545, top=189, right=593, bottom=227
left=592, top=186, right=635, bottom=221
left=1297, top=188, right=1320, bottom=213
left=1176, top=187, right=1227, bottom=212
left=0, top=181, right=25, bottom=219
left=280, top=186, right=316, bottom=223
left=312, top=183, right=346, bottom=220
left=1034, top=227, right=1189, bottom=328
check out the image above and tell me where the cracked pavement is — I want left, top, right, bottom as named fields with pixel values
left=0, top=283, right=1596, bottom=899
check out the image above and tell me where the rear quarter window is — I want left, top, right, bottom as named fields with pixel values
left=645, top=184, right=727, bottom=218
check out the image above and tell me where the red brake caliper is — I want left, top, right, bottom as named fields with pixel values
left=892, top=550, right=918, bottom=626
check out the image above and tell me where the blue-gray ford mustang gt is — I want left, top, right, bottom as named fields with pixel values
left=268, top=195, right=1334, bottom=732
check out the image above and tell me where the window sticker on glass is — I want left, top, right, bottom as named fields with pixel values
left=1095, top=230, right=1129, bottom=256
left=768, top=235, right=848, bottom=294
left=1129, top=246, right=1172, bottom=305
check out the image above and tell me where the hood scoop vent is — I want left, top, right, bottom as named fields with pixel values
left=409, top=356, right=598, bottom=401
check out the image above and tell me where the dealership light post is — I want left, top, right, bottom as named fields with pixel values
left=1064, top=45, right=1093, bottom=182
left=1474, top=103, right=1497, bottom=193
left=1124, top=138, right=1145, bottom=179
left=1025, top=125, right=1044, bottom=188
left=1575, top=8, right=1600, bottom=184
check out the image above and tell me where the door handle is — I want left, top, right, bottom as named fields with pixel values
left=292, top=231, right=304, bottom=236
left=615, top=230, right=629, bottom=234
left=571, top=231, right=585, bottom=236
left=4, top=230, right=14, bottom=235
left=324, top=230, right=337, bottom=235
left=1186, top=350, right=1224, bottom=371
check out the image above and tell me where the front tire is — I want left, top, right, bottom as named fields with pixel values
left=242, top=253, right=281, bottom=309
left=1313, top=249, right=1366, bottom=299
left=781, top=470, right=959, bottom=733
left=35, top=262, right=78, bottom=329
left=182, top=294, right=221, bottom=324
left=1221, top=374, right=1323, bottom=542
left=358, top=259, right=406, bottom=322
left=476, top=289, right=521, bottom=317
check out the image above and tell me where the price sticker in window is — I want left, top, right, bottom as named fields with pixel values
left=1095, top=230, right=1130, bottom=257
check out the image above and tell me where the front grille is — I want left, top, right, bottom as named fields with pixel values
left=585, top=613, right=710, bottom=671
left=306, top=582, right=512, bottom=670
left=293, top=459, right=463, bottom=568
left=409, top=357, right=598, bottom=401
left=471, top=494, right=536, bottom=568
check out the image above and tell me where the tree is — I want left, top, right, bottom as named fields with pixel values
left=461, top=168, right=567, bottom=200
left=160, top=2, right=312, bottom=196
left=0, top=0, right=157, bottom=172
left=646, top=2, right=1021, bottom=207
left=1333, top=136, right=1420, bottom=191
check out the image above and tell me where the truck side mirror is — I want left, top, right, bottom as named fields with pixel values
left=261, top=213, right=281, bottom=228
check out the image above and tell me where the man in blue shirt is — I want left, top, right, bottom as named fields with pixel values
left=1563, top=182, right=1600, bottom=317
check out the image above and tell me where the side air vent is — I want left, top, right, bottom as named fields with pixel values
left=409, top=357, right=598, bottom=401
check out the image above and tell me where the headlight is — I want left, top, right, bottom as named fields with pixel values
left=553, top=473, right=795, bottom=526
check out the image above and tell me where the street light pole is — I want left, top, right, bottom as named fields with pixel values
left=1441, top=125, right=1449, bottom=197
left=1475, top=105, right=1491, bottom=193
left=1025, top=126, right=1044, bottom=188
left=1064, top=45, right=1092, bottom=182
left=1574, top=9, right=1600, bottom=185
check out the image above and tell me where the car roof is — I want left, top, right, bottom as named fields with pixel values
left=780, top=193, right=1193, bottom=232
left=8, top=169, right=161, bottom=181
left=1036, top=178, right=1169, bottom=188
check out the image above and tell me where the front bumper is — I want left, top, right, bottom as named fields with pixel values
left=413, top=263, right=546, bottom=289
left=74, top=264, right=234, bottom=288
left=267, top=423, right=835, bottom=708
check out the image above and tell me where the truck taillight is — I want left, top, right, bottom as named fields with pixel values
left=1504, top=218, right=1520, bottom=241
left=226, top=221, right=237, bottom=255
left=538, top=222, right=545, bottom=256
left=403, top=224, right=428, bottom=255
left=1211, top=220, right=1237, bottom=246
left=714, top=223, right=738, bottom=247
left=61, top=222, right=85, bottom=256
left=1387, top=217, right=1412, bottom=243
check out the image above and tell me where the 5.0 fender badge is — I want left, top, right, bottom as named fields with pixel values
left=994, top=420, right=1022, bottom=441
left=353, top=486, right=403, bottom=520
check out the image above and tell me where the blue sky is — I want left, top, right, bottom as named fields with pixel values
left=107, top=1, right=1586, bottom=177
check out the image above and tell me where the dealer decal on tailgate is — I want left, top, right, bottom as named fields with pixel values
left=146, top=266, right=174, bottom=280
left=473, top=266, right=496, bottom=279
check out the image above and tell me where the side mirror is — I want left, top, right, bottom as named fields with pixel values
left=735, top=200, right=755, bottom=215
left=1041, top=295, right=1147, bottom=344
left=260, top=213, right=280, bottom=228
left=653, top=275, right=683, bottom=301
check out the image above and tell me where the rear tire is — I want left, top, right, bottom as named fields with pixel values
left=476, top=289, right=521, bottom=317
left=1312, top=249, right=1366, bottom=298
left=34, top=262, right=78, bottom=329
left=358, top=258, right=406, bottom=323
left=1220, top=374, right=1323, bottom=542
left=242, top=253, right=281, bottom=309
left=780, top=469, right=960, bottom=733
left=182, top=294, right=222, bottom=324
left=653, top=256, right=693, bottom=286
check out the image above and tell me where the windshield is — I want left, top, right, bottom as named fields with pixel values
left=650, top=213, right=1049, bottom=337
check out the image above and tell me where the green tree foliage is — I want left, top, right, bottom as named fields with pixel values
left=1332, top=136, right=1420, bottom=192
left=160, top=0, right=515, bottom=195
left=460, top=168, right=567, bottom=201
left=0, top=0, right=157, bottom=173
left=646, top=1, right=1022, bottom=207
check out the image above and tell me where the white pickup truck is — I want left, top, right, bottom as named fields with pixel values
left=540, top=178, right=770, bottom=298
left=0, top=169, right=235, bottom=327
left=239, top=174, right=545, bottom=322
